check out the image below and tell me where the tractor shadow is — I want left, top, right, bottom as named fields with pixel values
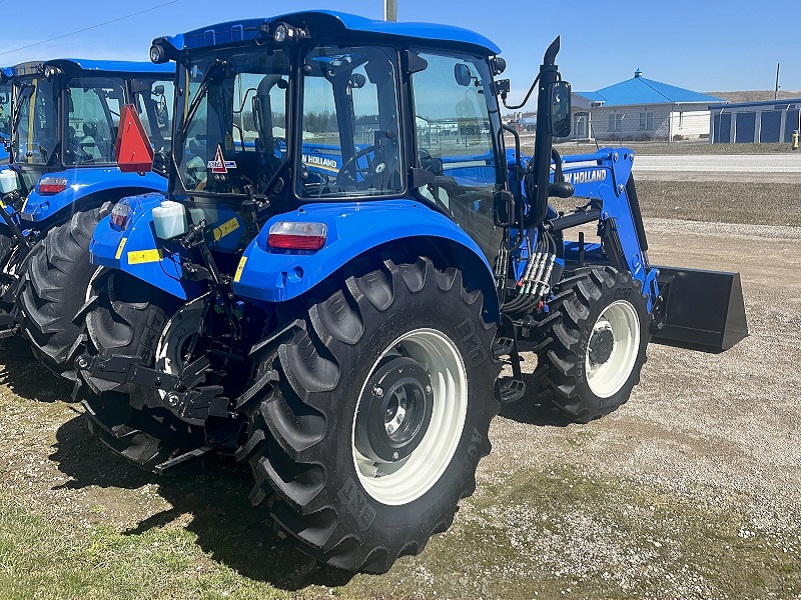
left=498, top=398, right=575, bottom=426
left=50, top=412, right=354, bottom=590
left=0, top=337, right=73, bottom=403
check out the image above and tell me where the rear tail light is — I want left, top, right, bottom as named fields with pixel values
left=110, top=202, right=132, bottom=229
left=37, top=177, right=67, bottom=195
left=268, top=221, right=327, bottom=250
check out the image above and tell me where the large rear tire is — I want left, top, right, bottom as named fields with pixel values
left=235, top=256, right=500, bottom=573
left=536, top=266, right=650, bottom=422
left=17, top=205, right=111, bottom=379
left=81, top=271, right=203, bottom=467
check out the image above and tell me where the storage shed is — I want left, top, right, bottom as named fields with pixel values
left=708, top=99, right=801, bottom=144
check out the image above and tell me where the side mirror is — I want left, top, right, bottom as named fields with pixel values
left=115, top=104, right=154, bottom=173
left=454, top=63, right=472, bottom=87
left=548, top=81, right=572, bottom=138
left=153, top=84, right=165, bottom=96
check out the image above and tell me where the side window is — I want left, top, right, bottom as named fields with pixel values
left=411, top=51, right=502, bottom=260
left=0, top=84, right=10, bottom=138
left=65, top=78, right=125, bottom=165
left=297, top=45, right=402, bottom=198
left=232, top=73, right=286, bottom=157
left=136, top=79, right=174, bottom=154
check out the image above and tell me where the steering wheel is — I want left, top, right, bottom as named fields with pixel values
left=336, top=145, right=384, bottom=189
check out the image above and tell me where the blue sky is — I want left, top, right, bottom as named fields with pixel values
left=2, top=0, right=800, bottom=105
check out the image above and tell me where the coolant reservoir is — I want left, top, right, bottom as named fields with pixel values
left=153, top=200, right=188, bottom=239
left=0, top=170, right=19, bottom=195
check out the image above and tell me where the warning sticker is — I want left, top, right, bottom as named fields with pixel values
left=234, top=257, right=247, bottom=282
left=207, top=145, right=237, bottom=174
left=212, top=217, right=240, bottom=241
left=115, top=237, right=127, bottom=259
left=127, top=249, right=163, bottom=264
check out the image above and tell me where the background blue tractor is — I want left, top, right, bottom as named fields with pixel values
left=0, top=58, right=174, bottom=378
left=75, top=11, right=747, bottom=573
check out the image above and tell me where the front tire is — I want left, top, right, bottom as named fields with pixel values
left=18, top=205, right=111, bottom=379
left=235, top=256, right=499, bottom=573
left=536, top=266, right=650, bottom=422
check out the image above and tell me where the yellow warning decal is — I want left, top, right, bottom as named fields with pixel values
left=213, top=217, right=240, bottom=241
left=234, top=257, right=247, bottom=282
left=127, top=249, right=163, bottom=264
left=114, top=238, right=127, bottom=260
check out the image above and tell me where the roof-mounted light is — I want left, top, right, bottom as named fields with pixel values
left=272, top=22, right=308, bottom=44
left=150, top=44, right=168, bottom=64
left=43, top=65, right=62, bottom=78
left=268, top=221, right=327, bottom=250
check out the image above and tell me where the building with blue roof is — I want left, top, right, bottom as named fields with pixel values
left=570, top=70, right=725, bottom=142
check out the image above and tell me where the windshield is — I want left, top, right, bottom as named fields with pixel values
left=176, top=49, right=289, bottom=195
left=296, top=45, right=402, bottom=198
left=0, top=82, right=10, bottom=140
left=13, top=76, right=58, bottom=165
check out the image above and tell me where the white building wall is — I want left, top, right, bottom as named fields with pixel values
left=672, top=107, right=712, bottom=138
left=570, top=103, right=712, bottom=141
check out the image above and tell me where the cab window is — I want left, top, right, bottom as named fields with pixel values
left=410, top=51, right=503, bottom=260
left=296, top=45, right=402, bottom=199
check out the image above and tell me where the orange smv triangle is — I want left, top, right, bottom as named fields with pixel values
left=115, top=104, right=154, bottom=173
left=211, top=145, right=228, bottom=174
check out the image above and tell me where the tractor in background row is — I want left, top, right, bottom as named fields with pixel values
left=75, top=11, right=748, bottom=573
left=0, top=59, right=173, bottom=378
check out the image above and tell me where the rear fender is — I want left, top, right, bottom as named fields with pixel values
left=89, top=194, right=246, bottom=300
left=20, top=168, right=167, bottom=223
left=232, top=200, right=500, bottom=322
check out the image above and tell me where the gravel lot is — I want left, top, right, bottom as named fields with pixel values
left=0, top=214, right=799, bottom=597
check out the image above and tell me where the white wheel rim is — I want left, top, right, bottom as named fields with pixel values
left=353, top=328, right=468, bottom=506
left=585, top=300, right=640, bottom=398
left=154, top=302, right=205, bottom=399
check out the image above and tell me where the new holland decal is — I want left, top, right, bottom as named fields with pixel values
left=564, top=169, right=607, bottom=185
left=302, top=154, right=339, bottom=173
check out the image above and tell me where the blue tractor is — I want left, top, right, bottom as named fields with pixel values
left=75, top=12, right=747, bottom=573
left=0, top=59, right=174, bottom=378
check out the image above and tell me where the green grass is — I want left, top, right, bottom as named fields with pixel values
left=0, top=495, right=288, bottom=600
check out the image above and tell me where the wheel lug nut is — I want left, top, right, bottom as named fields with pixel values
left=373, top=386, right=384, bottom=397
left=392, top=451, right=399, bottom=461
left=424, top=385, right=432, bottom=394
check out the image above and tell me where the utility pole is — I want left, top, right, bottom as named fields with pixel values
left=384, top=0, right=397, bottom=21
left=775, top=63, right=780, bottom=100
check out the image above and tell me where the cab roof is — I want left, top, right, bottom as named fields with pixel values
left=7, top=59, right=172, bottom=78
left=156, top=10, right=501, bottom=57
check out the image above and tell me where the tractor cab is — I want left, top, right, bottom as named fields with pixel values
left=137, top=11, right=514, bottom=263
left=5, top=59, right=174, bottom=225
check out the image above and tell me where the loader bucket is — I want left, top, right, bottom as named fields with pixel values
left=650, top=266, right=748, bottom=353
